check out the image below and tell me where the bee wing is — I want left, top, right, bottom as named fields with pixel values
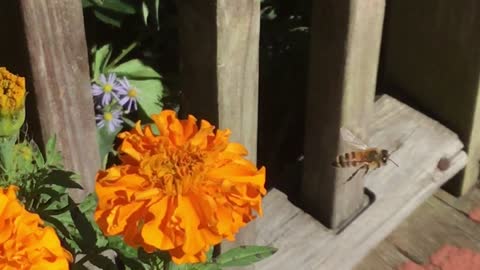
left=340, top=127, right=369, bottom=150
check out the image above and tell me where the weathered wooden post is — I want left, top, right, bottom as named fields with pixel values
left=380, top=0, right=480, bottom=196
left=176, top=0, right=260, bottom=266
left=302, top=0, right=385, bottom=228
left=0, top=0, right=100, bottom=200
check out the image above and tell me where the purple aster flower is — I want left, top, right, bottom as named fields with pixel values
left=96, top=110, right=123, bottom=133
left=117, top=77, right=140, bottom=113
left=91, top=73, right=121, bottom=106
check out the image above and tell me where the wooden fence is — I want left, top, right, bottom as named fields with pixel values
left=0, top=0, right=477, bottom=269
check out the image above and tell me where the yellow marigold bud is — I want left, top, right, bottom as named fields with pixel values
left=0, top=68, right=26, bottom=137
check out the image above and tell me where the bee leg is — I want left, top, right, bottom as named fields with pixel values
left=345, top=164, right=368, bottom=182
left=363, top=165, right=370, bottom=176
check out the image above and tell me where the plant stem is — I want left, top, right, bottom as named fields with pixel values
left=106, top=40, right=140, bottom=70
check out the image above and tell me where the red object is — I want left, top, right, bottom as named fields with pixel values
left=397, top=245, right=480, bottom=270
left=469, top=207, right=480, bottom=223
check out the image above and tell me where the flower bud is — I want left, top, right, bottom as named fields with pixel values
left=0, top=68, right=26, bottom=137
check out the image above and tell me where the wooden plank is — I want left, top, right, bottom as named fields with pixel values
left=386, top=195, right=480, bottom=264
left=358, top=186, right=480, bottom=269
left=379, top=0, right=480, bottom=195
left=434, top=187, right=480, bottom=215
left=302, top=0, right=385, bottom=228
left=0, top=1, right=100, bottom=200
left=354, top=241, right=409, bottom=270
left=176, top=0, right=260, bottom=267
left=252, top=95, right=467, bottom=270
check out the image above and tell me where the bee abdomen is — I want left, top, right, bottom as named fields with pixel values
left=332, top=151, right=362, bottom=167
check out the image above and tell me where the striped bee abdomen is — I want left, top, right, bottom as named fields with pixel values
left=332, top=151, right=362, bottom=168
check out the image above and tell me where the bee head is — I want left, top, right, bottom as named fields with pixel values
left=380, top=149, right=389, bottom=164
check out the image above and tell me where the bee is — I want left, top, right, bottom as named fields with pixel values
left=332, top=127, right=399, bottom=182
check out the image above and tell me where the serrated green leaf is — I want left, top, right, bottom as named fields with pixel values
left=71, top=263, right=90, bottom=270
left=88, top=254, right=117, bottom=270
left=108, top=236, right=138, bottom=259
left=93, top=44, right=113, bottom=80
left=78, top=193, right=98, bottom=213
left=129, top=79, right=163, bottom=118
left=120, top=255, right=149, bottom=270
left=45, top=136, right=63, bottom=167
left=43, top=170, right=83, bottom=189
left=41, top=215, right=72, bottom=239
left=93, top=9, right=123, bottom=27
left=98, top=0, right=136, bottom=14
left=108, top=59, right=161, bottom=80
left=69, top=197, right=99, bottom=250
left=215, top=246, right=277, bottom=267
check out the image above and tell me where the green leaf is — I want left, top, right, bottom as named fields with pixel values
left=69, top=197, right=99, bottom=250
left=43, top=170, right=83, bottom=189
left=93, top=44, right=113, bottom=80
left=108, top=236, right=138, bottom=259
left=120, top=255, right=149, bottom=270
left=108, top=59, right=161, bottom=80
left=98, top=0, right=136, bottom=14
left=96, top=126, right=121, bottom=168
left=88, top=254, right=117, bottom=270
left=195, top=264, right=222, bottom=270
left=129, top=79, right=164, bottom=118
left=93, top=9, right=123, bottom=28
left=45, top=136, right=63, bottom=167
left=41, top=203, right=74, bottom=216
left=41, top=215, right=72, bottom=239
left=154, top=0, right=160, bottom=29
left=78, top=193, right=98, bottom=213
left=215, top=246, right=277, bottom=267
left=142, top=2, right=149, bottom=25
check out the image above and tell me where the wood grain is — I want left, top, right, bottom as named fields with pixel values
left=357, top=187, right=480, bottom=269
left=176, top=1, right=260, bottom=268
left=0, top=0, right=100, bottom=201
left=354, top=241, right=409, bottom=270
left=379, top=0, right=480, bottom=195
left=302, top=0, right=385, bottom=228
left=252, top=95, right=467, bottom=270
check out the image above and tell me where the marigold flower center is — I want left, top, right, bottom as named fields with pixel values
left=127, top=88, right=137, bottom=97
left=103, top=112, right=113, bottom=121
left=103, top=84, right=113, bottom=93
left=0, top=67, right=26, bottom=115
left=140, top=147, right=206, bottom=195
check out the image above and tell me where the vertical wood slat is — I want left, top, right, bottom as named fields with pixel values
left=176, top=0, right=260, bottom=266
left=302, top=0, right=385, bottom=228
left=380, top=0, right=480, bottom=196
left=2, top=0, right=100, bottom=201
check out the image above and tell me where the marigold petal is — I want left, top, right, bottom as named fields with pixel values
left=176, top=196, right=204, bottom=255
left=142, top=197, right=175, bottom=249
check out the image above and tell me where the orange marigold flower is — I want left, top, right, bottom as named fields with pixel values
left=0, top=185, right=73, bottom=269
left=95, top=110, right=267, bottom=264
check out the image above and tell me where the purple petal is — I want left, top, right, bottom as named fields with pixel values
left=97, top=120, right=105, bottom=128
left=107, top=73, right=117, bottom=84
left=127, top=100, right=133, bottom=113
left=99, top=74, right=107, bottom=84
left=101, top=93, right=111, bottom=106
left=119, top=96, right=129, bottom=106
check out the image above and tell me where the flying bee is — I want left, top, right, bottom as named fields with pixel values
left=332, top=127, right=399, bottom=182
